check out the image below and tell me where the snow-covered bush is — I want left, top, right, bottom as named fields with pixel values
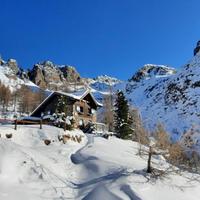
left=46, top=113, right=75, bottom=131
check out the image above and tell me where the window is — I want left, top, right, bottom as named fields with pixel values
left=76, top=105, right=84, bottom=113
left=80, top=106, right=84, bottom=113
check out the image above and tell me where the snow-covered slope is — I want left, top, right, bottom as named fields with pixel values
left=128, top=64, right=176, bottom=84
left=0, top=125, right=86, bottom=200
left=126, top=52, right=200, bottom=138
left=88, top=75, right=122, bottom=94
left=87, top=75, right=123, bottom=106
left=0, top=59, right=37, bottom=91
left=71, top=135, right=200, bottom=200
left=0, top=125, right=199, bottom=200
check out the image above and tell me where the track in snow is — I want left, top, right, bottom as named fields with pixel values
left=71, top=134, right=142, bottom=200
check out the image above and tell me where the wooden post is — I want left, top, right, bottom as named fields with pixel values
left=40, top=119, right=42, bottom=129
left=147, top=146, right=152, bottom=173
left=64, top=121, right=66, bottom=131
left=14, top=119, right=17, bottom=130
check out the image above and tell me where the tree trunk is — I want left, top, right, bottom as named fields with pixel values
left=147, top=146, right=152, bottom=173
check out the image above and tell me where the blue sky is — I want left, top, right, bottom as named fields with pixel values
left=0, top=0, right=200, bottom=80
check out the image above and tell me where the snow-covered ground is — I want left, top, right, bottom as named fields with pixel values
left=0, top=125, right=200, bottom=200
left=0, top=125, right=86, bottom=200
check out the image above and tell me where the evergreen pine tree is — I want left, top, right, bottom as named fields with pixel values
left=54, top=95, right=75, bottom=130
left=56, top=95, right=68, bottom=114
left=114, top=90, right=133, bottom=139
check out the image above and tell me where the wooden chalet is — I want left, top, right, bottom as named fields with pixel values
left=30, top=90, right=103, bottom=128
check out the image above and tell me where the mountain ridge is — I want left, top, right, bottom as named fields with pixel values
left=1, top=41, right=200, bottom=137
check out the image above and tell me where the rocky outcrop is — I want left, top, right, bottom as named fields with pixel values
left=28, top=61, right=82, bottom=90
left=29, top=64, right=47, bottom=88
left=60, top=66, right=81, bottom=82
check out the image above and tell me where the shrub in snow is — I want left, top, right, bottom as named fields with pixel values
left=5, top=133, right=12, bottom=139
left=75, top=135, right=82, bottom=143
left=62, top=135, right=71, bottom=144
left=44, top=139, right=51, bottom=145
left=71, top=136, right=76, bottom=142
left=153, top=123, right=170, bottom=150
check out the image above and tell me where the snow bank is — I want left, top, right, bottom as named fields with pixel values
left=71, top=135, right=200, bottom=200
left=0, top=125, right=200, bottom=199
left=0, top=125, right=87, bottom=200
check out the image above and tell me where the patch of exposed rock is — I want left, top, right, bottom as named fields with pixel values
left=28, top=61, right=82, bottom=90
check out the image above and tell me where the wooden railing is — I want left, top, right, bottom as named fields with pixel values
left=0, top=118, right=54, bottom=130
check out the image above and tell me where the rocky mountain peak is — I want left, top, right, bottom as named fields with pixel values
left=129, top=64, right=176, bottom=82
left=28, top=60, right=82, bottom=90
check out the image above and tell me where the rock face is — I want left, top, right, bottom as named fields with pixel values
left=0, top=57, right=84, bottom=91
left=60, top=66, right=81, bottom=82
left=29, top=64, right=47, bottom=88
left=194, top=40, right=200, bottom=56
left=28, top=61, right=82, bottom=90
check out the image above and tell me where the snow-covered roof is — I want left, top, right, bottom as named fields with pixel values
left=31, top=89, right=102, bottom=116
left=56, top=89, right=103, bottom=107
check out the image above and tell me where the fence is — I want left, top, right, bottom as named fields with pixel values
left=0, top=118, right=108, bottom=133
left=0, top=118, right=51, bottom=130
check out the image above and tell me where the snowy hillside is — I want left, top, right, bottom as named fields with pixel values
left=0, top=59, right=37, bottom=91
left=126, top=52, right=200, bottom=138
left=0, top=125, right=200, bottom=200
left=86, top=74, right=123, bottom=109
left=128, top=64, right=176, bottom=83
left=87, top=75, right=123, bottom=105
